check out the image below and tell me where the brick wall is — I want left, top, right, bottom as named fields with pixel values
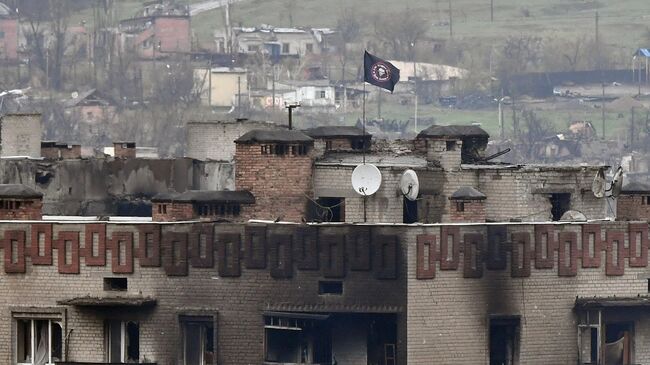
left=186, top=120, right=281, bottom=161
left=422, top=138, right=462, bottom=170
left=114, top=143, right=136, bottom=159
left=0, top=199, right=42, bottom=220
left=617, top=194, right=650, bottom=221
left=1, top=114, right=42, bottom=158
left=42, top=145, right=82, bottom=160
left=154, top=17, right=191, bottom=53
left=152, top=202, right=194, bottom=221
left=235, top=144, right=313, bottom=221
left=0, top=18, right=18, bottom=61
left=444, top=200, right=485, bottom=222
left=0, top=222, right=405, bottom=365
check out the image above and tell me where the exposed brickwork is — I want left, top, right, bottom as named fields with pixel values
left=42, top=144, right=82, bottom=159
left=0, top=198, right=42, bottom=220
left=152, top=202, right=194, bottom=222
left=0, top=17, right=18, bottom=61
left=235, top=143, right=313, bottom=221
left=617, top=194, right=650, bottom=221
left=445, top=199, right=486, bottom=223
left=113, top=142, right=136, bottom=158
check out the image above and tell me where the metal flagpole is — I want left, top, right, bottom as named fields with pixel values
left=362, top=81, right=366, bottom=164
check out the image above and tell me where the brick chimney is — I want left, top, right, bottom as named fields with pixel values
left=444, top=186, right=486, bottom=223
left=415, top=125, right=489, bottom=170
left=303, top=126, right=371, bottom=157
left=616, top=182, right=650, bottom=221
left=0, top=184, right=43, bottom=220
left=41, top=141, right=81, bottom=160
left=113, top=141, right=136, bottom=159
left=152, top=190, right=255, bottom=222
left=234, top=129, right=314, bottom=222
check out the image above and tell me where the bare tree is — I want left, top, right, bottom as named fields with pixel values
left=372, top=9, right=429, bottom=60
left=336, top=10, right=361, bottom=81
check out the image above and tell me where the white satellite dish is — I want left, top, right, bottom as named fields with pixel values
left=592, top=167, right=606, bottom=198
left=351, top=164, right=382, bottom=196
left=610, top=166, right=624, bottom=198
left=71, top=91, right=79, bottom=99
left=400, top=169, right=419, bottom=201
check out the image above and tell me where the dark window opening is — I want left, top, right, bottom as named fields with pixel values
left=325, top=140, right=333, bottom=150
left=403, top=197, right=418, bottom=223
left=351, top=138, right=367, bottom=150
left=605, top=322, right=633, bottom=365
left=644, top=196, right=650, bottom=205
left=16, top=319, right=63, bottom=363
left=264, top=316, right=330, bottom=364
left=489, top=316, right=520, bottom=365
left=197, top=203, right=241, bottom=217
left=446, top=140, right=457, bottom=151
left=282, top=43, right=290, bottom=53
left=126, top=322, right=140, bottom=361
left=104, top=277, right=128, bottom=291
left=106, top=320, right=139, bottom=362
left=313, top=197, right=344, bottom=222
left=456, top=201, right=465, bottom=212
left=306, top=43, right=313, bottom=53
left=181, top=316, right=214, bottom=365
left=319, top=281, right=343, bottom=295
left=550, top=193, right=571, bottom=221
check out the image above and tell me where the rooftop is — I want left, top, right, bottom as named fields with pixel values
left=417, top=125, right=489, bottom=139
left=235, top=129, right=313, bottom=144
left=303, top=126, right=369, bottom=138
left=316, top=153, right=430, bottom=168
left=0, top=184, right=43, bottom=199
left=450, top=186, right=486, bottom=200
left=152, top=190, right=255, bottom=204
left=621, top=182, right=650, bottom=194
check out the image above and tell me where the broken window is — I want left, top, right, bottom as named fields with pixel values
left=351, top=138, right=367, bottom=151
left=16, top=318, right=62, bottom=365
left=264, top=314, right=330, bottom=364
left=403, top=197, right=418, bottom=223
left=578, top=310, right=600, bottom=365
left=456, top=201, right=465, bottom=212
left=104, top=277, right=128, bottom=291
left=105, top=320, right=139, bottom=363
left=549, top=193, right=571, bottom=221
left=605, top=322, right=634, bottom=365
left=446, top=140, right=457, bottom=151
left=181, top=316, right=214, bottom=365
left=313, top=197, right=344, bottom=222
left=318, top=281, right=343, bottom=295
left=489, top=316, right=520, bottom=365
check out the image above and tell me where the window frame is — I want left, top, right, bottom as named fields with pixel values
left=13, top=309, right=65, bottom=365
left=178, top=312, right=218, bottom=365
left=105, top=320, right=139, bottom=363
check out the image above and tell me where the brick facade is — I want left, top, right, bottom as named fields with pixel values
left=445, top=199, right=486, bottom=222
left=114, top=142, right=136, bottom=158
left=0, top=198, right=42, bottom=220
left=235, top=143, right=313, bottom=222
left=617, top=193, right=650, bottom=221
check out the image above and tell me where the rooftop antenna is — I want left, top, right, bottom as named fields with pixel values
left=400, top=169, right=420, bottom=201
left=285, top=102, right=300, bottom=130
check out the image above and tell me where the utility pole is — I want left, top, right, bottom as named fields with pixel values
left=595, top=12, right=599, bottom=70
left=448, top=0, right=453, bottom=37
left=237, top=75, right=241, bottom=117
left=490, top=0, right=494, bottom=22
left=601, top=82, right=606, bottom=139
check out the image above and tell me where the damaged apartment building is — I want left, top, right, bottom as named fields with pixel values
left=1, top=114, right=650, bottom=364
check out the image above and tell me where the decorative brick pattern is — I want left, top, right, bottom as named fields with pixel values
left=244, top=225, right=267, bottom=269
left=321, top=235, right=345, bottom=278
left=463, top=233, right=484, bottom=278
left=137, top=225, right=161, bottom=267
left=83, top=224, right=106, bottom=266
left=416, top=234, right=437, bottom=279
left=557, top=231, right=578, bottom=277
left=293, top=226, right=318, bottom=270
left=534, top=225, right=556, bottom=269
left=269, top=234, right=293, bottom=279
left=605, top=230, right=626, bottom=276
left=581, top=224, right=602, bottom=268
left=30, top=223, right=52, bottom=265
left=162, top=232, right=188, bottom=276
left=190, top=224, right=214, bottom=268
left=486, top=225, right=507, bottom=270
left=217, top=232, right=241, bottom=277
left=55, top=231, right=80, bottom=274
left=511, top=232, right=531, bottom=277
left=629, top=223, right=648, bottom=267
left=4, top=230, right=26, bottom=273
left=440, top=226, right=460, bottom=270
left=374, top=235, right=398, bottom=280
left=109, top=231, right=134, bottom=274
left=347, top=227, right=371, bottom=271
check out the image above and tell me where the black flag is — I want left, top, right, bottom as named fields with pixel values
left=364, top=51, right=400, bottom=92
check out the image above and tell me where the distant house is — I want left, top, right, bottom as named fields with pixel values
left=118, top=1, right=191, bottom=59
left=194, top=67, right=249, bottom=108
left=0, top=2, right=18, bottom=62
left=214, top=25, right=336, bottom=58
left=64, top=89, right=117, bottom=126
left=265, top=80, right=364, bottom=111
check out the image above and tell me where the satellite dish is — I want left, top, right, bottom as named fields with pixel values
left=400, top=169, right=419, bottom=201
left=71, top=91, right=79, bottom=99
left=592, top=167, right=606, bottom=198
left=351, top=164, right=382, bottom=196
left=610, top=166, right=624, bottom=198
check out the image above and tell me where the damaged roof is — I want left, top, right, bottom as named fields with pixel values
left=303, top=126, right=370, bottom=138
left=621, top=182, right=650, bottom=194
left=57, top=295, right=157, bottom=307
left=576, top=296, right=650, bottom=309
left=0, top=184, right=43, bottom=199
left=235, top=129, right=313, bottom=144
left=417, top=125, right=489, bottom=139
left=152, top=190, right=255, bottom=204
left=450, top=186, right=486, bottom=200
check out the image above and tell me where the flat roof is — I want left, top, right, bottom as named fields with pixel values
left=235, top=129, right=313, bottom=144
